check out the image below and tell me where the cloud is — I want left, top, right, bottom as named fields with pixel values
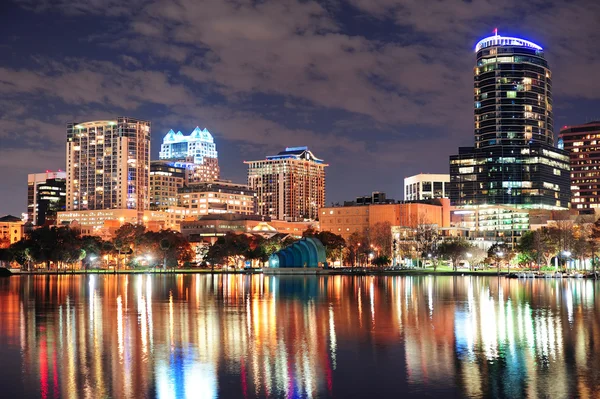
left=0, top=60, right=195, bottom=109
left=3, top=0, right=600, bottom=215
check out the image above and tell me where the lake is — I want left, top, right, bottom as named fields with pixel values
left=0, top=274, right=598, bottom=398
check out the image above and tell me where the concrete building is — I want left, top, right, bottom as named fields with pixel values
left=0, top=215, right=24, bottom=246
left=404, top=174, right=450, bottom=201
left=180, top=213, right=316, bottom=244
left=149, top=161, right=185, bottom=211
left=27, top=171, right=67, bottom=226
left=159, top=127, right=220, bottom=183
left=354, top=192, right=392, bottom=205
left=245, top=147, right=327, bottom=221
left=559, top=121, right=600, bottom=214
left=450, top=205, right=530, bottom=246
left=178, top=181, right=256, bottom=216
left=66, top=117, right=151, bottom=221
left=57, top=208, right=191, bottom=237
left=449, top=32, right=570, bottom=210
left=319, top=199, right=451, bottom=241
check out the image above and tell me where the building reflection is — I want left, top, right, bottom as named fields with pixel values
left=0, top=275, right=598, bottom=398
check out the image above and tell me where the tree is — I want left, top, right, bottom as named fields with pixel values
left=488, top=243, right=512, bottom=274
left=113, top=223, right=146, bottom=255
left=468, top=246, right=488, bottom=271
left=370, top=222, right=392, bottom=257
left=345, top=230, right=369, bottom=267
left=415, top=217, right=438, bottom=266
left=138, top=229, right=193, bottom=269
left=372, top=255, right=391, bottom=268
left=437, top=239, right=473, bottom=271
left=205, top=232, right=251, bottom=268
left=315, top=231, right=345, bottom=264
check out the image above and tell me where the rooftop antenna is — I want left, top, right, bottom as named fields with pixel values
left=494, top=28, right=499, bottom=36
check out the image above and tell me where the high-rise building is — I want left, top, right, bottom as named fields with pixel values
left=559, top=121, right=600, bottom=214
left=404, top=174, right=450, bottom=201
left=149, top=161, right=185, bottom=211
left=159, top=127, right=220, bottom=183
left=449, top=32, right=570, bottom=210
left=27, top=171, right=67, bottom=226
left=65, top=117, right=151, bottom=219
left=245, top=147, right=327, bottom=221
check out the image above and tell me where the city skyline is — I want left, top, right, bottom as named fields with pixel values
left=2, top=0, right=600, bottom=217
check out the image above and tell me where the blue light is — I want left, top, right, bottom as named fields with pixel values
left=475, top=33, right=543, bottom=52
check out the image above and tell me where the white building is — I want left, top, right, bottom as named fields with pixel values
left=159, top=127, right=220, bottom=183
left=404, top=173, right=450, bottom=201
left=66, top=117, right=151, bottom=221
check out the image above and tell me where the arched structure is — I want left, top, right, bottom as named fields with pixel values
left=268, top=237, right=327, bottom=268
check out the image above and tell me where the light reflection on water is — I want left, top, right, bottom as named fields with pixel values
left=0, top=275, right=598, bottom=398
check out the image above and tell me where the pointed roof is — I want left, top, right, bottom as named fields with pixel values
left=190, top=126, right=203, bottom=139
left=163, top=129, right=176, bottom=142
left=0, top=215, right=22, bottom=223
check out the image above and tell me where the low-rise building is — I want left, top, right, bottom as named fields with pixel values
left=319, top=199, right=450, bottom=240
left=404, top=174, right=450, bottom=201
left=57, top=208, right=193, bottom=237
left=0, top=215, right=24, bottom=246
left=180, top=214, right=316, bottom=244
left=178, top=180, right=256, bottom=216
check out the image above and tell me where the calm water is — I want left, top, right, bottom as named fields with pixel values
left=0, top=274, right=599, bottom=399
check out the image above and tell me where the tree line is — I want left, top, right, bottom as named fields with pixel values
left=0, top=223, right=193, bottom=271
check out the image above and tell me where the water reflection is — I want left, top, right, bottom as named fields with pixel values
left=0, top=275, right=599, bottom=398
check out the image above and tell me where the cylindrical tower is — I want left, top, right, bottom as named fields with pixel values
left=474, top=32, right=553, bottom=148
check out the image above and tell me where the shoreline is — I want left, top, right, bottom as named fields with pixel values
left=4, top=268, right=598, bottom=278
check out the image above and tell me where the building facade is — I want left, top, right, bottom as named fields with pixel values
left=449, top=32, right=570, bottom=210
left=355, top=192, right=391, bottom=205
left=450, top=205, right=530, bottom=247
left=66, top=117, right=151, bottom=219
left=27, top=171, right=67, bottom=226
left=180, top=214, right=316, bottom=244
left=149, top=161, right=185, bottom=211
left=178, top=181, right=257, bottom=216
left=159, top=127, right=220, bottom=183
left=404, top=174, right=450, bottom=201
left=319, top=200, right=450, bottom=241
left=559, top=121, right=600, bottom=214
left=245, top=147, right=327, bottom=221
left=0, top=215, right=24, bottom=246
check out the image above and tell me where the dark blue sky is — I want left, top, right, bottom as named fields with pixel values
left=1, top=0, right=600, bottom=216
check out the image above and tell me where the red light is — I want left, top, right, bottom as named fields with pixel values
left=46, top=170, right=50, bottom=173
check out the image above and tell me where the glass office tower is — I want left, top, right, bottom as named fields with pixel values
left=450, top=32, right=570, bottom=209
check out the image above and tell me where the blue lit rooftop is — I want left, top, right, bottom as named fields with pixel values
left=475, top=32, right=543, bottom=53
left=162, top=126, right=214, bottom=144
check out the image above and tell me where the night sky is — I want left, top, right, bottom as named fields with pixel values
left=1, top=0, right=600, bottom=216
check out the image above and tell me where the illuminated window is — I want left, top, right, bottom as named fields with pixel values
left=507, top=91, right=517, bottom=98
